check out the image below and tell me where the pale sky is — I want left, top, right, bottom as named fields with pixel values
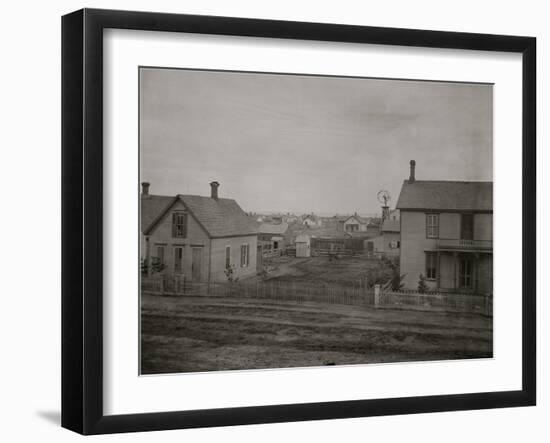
left=140, top=67, right=493, bottom=215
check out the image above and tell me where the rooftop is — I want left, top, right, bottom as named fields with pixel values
left=258, top=222, right=289, bottom=235
left=142, top=193, right=258, bottom=238
left=396, top=180, right=493, bottom=211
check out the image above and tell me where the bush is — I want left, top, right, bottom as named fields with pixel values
left=224, top=265, right=240, bottom=283
left=418, top=274, right=428, bottom=293
left=140, top=257, right=165, bottom=275
left=390, top=272, right=405, bottom=291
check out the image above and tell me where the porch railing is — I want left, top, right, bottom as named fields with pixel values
left=436, top=238, right=493, bottom=251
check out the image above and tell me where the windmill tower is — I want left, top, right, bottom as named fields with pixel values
left=377, top=190, right=391, bottom=222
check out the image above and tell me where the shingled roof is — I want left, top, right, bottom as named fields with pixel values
left=396, top=180, right=493, bottom=211
left=258, top=222, right=289, bottom=235
left=343, top=214, right=369, bottom=225
left=142, top=193, right=258, bottom=238
left=141, top=195, right=175, bottom=233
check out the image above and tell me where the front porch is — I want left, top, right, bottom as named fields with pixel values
left=428, top=249, right=493, bottom=295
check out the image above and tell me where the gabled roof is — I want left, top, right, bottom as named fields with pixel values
left=381, top=219, right=400, bottom=233
left=142, top=194, right=258, bottom=238
left=343, top=214, right=368, bottom=225
left=258, top=222, right=289, bottom=235
left=396, top=180, right=493, bottom=212
left=141, top=195, right=175, bottom=233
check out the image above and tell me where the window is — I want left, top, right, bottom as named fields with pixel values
left=172, top=212, right=187, bottom=238
left=174, top=246, right=184, bottom=273
left=461, top=214, right=474, bottom=240
left=240, top=244, right=249, bottom=267
left=156, top=245, right=165, bottom=265
left=225, top=246, right=231, bottom=269
left=425, top=252, right=437, bottom=280
left=426, top=214, right=439, bottom=238
left=459, top=258, right=473, bottom=288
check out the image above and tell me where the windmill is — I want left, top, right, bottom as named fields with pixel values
left=377, top=190, right=391, bottom=221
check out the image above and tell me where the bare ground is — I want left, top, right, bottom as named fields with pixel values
left=141, top=293, right=493, bottom=374
left=262, top=254, right=392, bottom=286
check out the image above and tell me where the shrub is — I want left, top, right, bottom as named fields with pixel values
left=391, top=273, right=406, bottom=291
left=140, top=257, right=165, bottom=275
left=224, top=265, right=240, bottom=283
left=418, top=273, right=428, bottom=293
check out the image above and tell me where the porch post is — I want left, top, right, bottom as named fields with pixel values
left=436, top=251, right=441, bottom=291
left=474, top=253, right=480, bottom=293
left=453, top=252, right=458, bottom=290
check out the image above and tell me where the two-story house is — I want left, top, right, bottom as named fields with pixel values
left=141, top=181, right=258, bottom=283
left=396, top=160, right=493, bottom=294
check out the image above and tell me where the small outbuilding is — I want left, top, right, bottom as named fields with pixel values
left=295, top=234, right=311, bottom=257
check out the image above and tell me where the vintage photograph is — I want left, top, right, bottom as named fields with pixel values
left=139, top=67, right=493, bottom=375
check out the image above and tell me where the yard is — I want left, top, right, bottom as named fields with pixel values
left=141, top=292, right=493, bottom=374
left=261, top=254, right=394, bottom=287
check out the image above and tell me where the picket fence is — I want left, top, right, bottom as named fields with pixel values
left=377, top=287, right=492, bottom=317
left=142, top=275, right=373, bottom=307
left=141, top=275, right=492, bottom=316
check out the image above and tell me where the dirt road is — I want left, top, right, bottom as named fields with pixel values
left=141, top=293, right=492, bottom=374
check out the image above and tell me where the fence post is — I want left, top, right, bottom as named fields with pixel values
left=374, top=284, right=380, bottom=309
left=159, top=276, right=164, bottom=296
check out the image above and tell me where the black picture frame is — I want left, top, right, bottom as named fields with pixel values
left=61, top=8, right=536, bottom=435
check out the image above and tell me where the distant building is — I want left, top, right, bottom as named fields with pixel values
left=387, top=209, right=400, bottom=221
left=342, top=213, right=368, bottom=232
left=396, top=160, right=493, bottom=293
left=141, top=181, right=258, bottom=283
left=334, top=215, right=350, bottom=231
left=365, top=218, right=400, bottom=257
left=284, top=213, right=299, bottom=223
left=301, top=213, right=322, bottom=227
left=258, top=222, right=289, bottom=255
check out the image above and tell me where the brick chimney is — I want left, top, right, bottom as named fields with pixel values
left=141, top=182, right=150, bottom=195
left=210, top=181, right=220, bottom=200
left=409, top=160, right=416, bottom=182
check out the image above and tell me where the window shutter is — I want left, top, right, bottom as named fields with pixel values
left=172, top=213, right=176, bottom=237
left=182, top=213, right=187, bottom=238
